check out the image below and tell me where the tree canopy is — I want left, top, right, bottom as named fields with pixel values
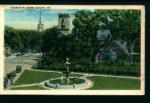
left=72, top=10, right=141, bottom=63
left=4, top=26, right=42, bottom=53
left=5, top=10, right=141, bottom=64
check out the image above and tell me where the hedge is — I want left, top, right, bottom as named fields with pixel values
left=34, top=61, right=140, bottom=77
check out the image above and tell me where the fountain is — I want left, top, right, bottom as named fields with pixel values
left=63, top=57, right=71, bottom=82
left=44, top=57, right=91, bottom=89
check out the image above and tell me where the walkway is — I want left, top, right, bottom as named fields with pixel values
left=27, top=68, right=141, bottom=80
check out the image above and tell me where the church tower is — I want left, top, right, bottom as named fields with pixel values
left=58, top=13, right=71, bottom=35
left=37, top=11, right=44, bottom=32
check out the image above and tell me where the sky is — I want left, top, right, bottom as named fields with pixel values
left=5, top=9, right=78, bottom=30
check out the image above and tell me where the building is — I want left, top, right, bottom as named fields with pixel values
left=37, top=11, right=44, bottom=32
left=58, top=13, right=71, bottom=35
left=97, top=29, right=112, bottom=41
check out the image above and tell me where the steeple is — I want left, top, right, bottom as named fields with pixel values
left=39, top=11, right=41, bottom=23
left=37, top=11, right=44, bottom=32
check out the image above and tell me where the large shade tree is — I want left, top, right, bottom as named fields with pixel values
left=72, top=10, right=102, bottom=66
left=4, top=26, right=42, bottom=53
left=72, top=10, right=141, bottom=64
left=101, top=10, right=141, bottom=63
left=42, top=27, right=76, bottom=61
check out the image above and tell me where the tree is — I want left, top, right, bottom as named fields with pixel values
left=72, top=10, right=106, bottom=66
left=105, top=10, right=140, bottom=63
left=42, top=26, right=63, bottom=60
left=4, top=26, right=43, bottom=53
left=73, top=10, right=141, bottom=64
left=4, top=26, right=22, bottom=52
left=42, top=26, right=77, bottom=63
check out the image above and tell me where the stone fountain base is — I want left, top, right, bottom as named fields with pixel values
left=44, top=77, right=91, bottom=89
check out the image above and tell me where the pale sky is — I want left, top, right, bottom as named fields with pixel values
left=5, top=9, right=78, bottom=30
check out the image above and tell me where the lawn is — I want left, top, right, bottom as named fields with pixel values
left=13, top=69, right=140, bottom=90
left=14, top=69, right=82, bottom=85
left=11, top=86, right=46, bottom=90
left=88, top=76, right=140, bottom=90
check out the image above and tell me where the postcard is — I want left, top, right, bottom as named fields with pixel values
left=0, top=5, right=145, bottom=95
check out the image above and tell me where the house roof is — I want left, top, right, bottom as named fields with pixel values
left=97, top=30, right=111, bottom=40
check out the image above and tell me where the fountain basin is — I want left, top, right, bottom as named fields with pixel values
left=44, top=77, right=87, bottom=89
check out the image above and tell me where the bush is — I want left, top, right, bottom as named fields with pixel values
left=36, top=56, right=140, bottom=76
left=71, top=64, right=140, bottom=76
left=100, top=60, right=112, bottom=66
left=132, top=54, right=140, bottom=62
left=119, top=53, right=128, bottom=60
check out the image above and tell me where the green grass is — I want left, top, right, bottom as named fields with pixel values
left=14, top=69, right=140, bottom=90
left=14, top=70, right=82, bottom=85
left=13, top=76, right=140, bottom=90
left=11, top=86, right=46, bottom=90
left=88, top=76, right=140, bottom=90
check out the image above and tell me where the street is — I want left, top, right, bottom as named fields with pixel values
left=4, top=53, right=40, bottom=74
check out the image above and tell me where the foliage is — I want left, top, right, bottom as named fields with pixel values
left=4, top=26, right=42, bottom=53
left=72, top=10, right=141, bottom=63
left=71, top=63, right=140, bottom=76
left=42, top=27, right=76, bottom=60
left=37, top=59, right=140, bottom=76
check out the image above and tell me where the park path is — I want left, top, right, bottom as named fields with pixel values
left=27, top=68, right=140, bottom=80
left=11, top=83, right=40, bottom=88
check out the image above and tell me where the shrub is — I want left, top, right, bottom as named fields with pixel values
left=100, top=60, right=112, bottom=66
left=36, top=56, right=140, bottom=76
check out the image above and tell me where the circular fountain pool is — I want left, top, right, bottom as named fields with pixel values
left=44, top=77, right=88, bottom=89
